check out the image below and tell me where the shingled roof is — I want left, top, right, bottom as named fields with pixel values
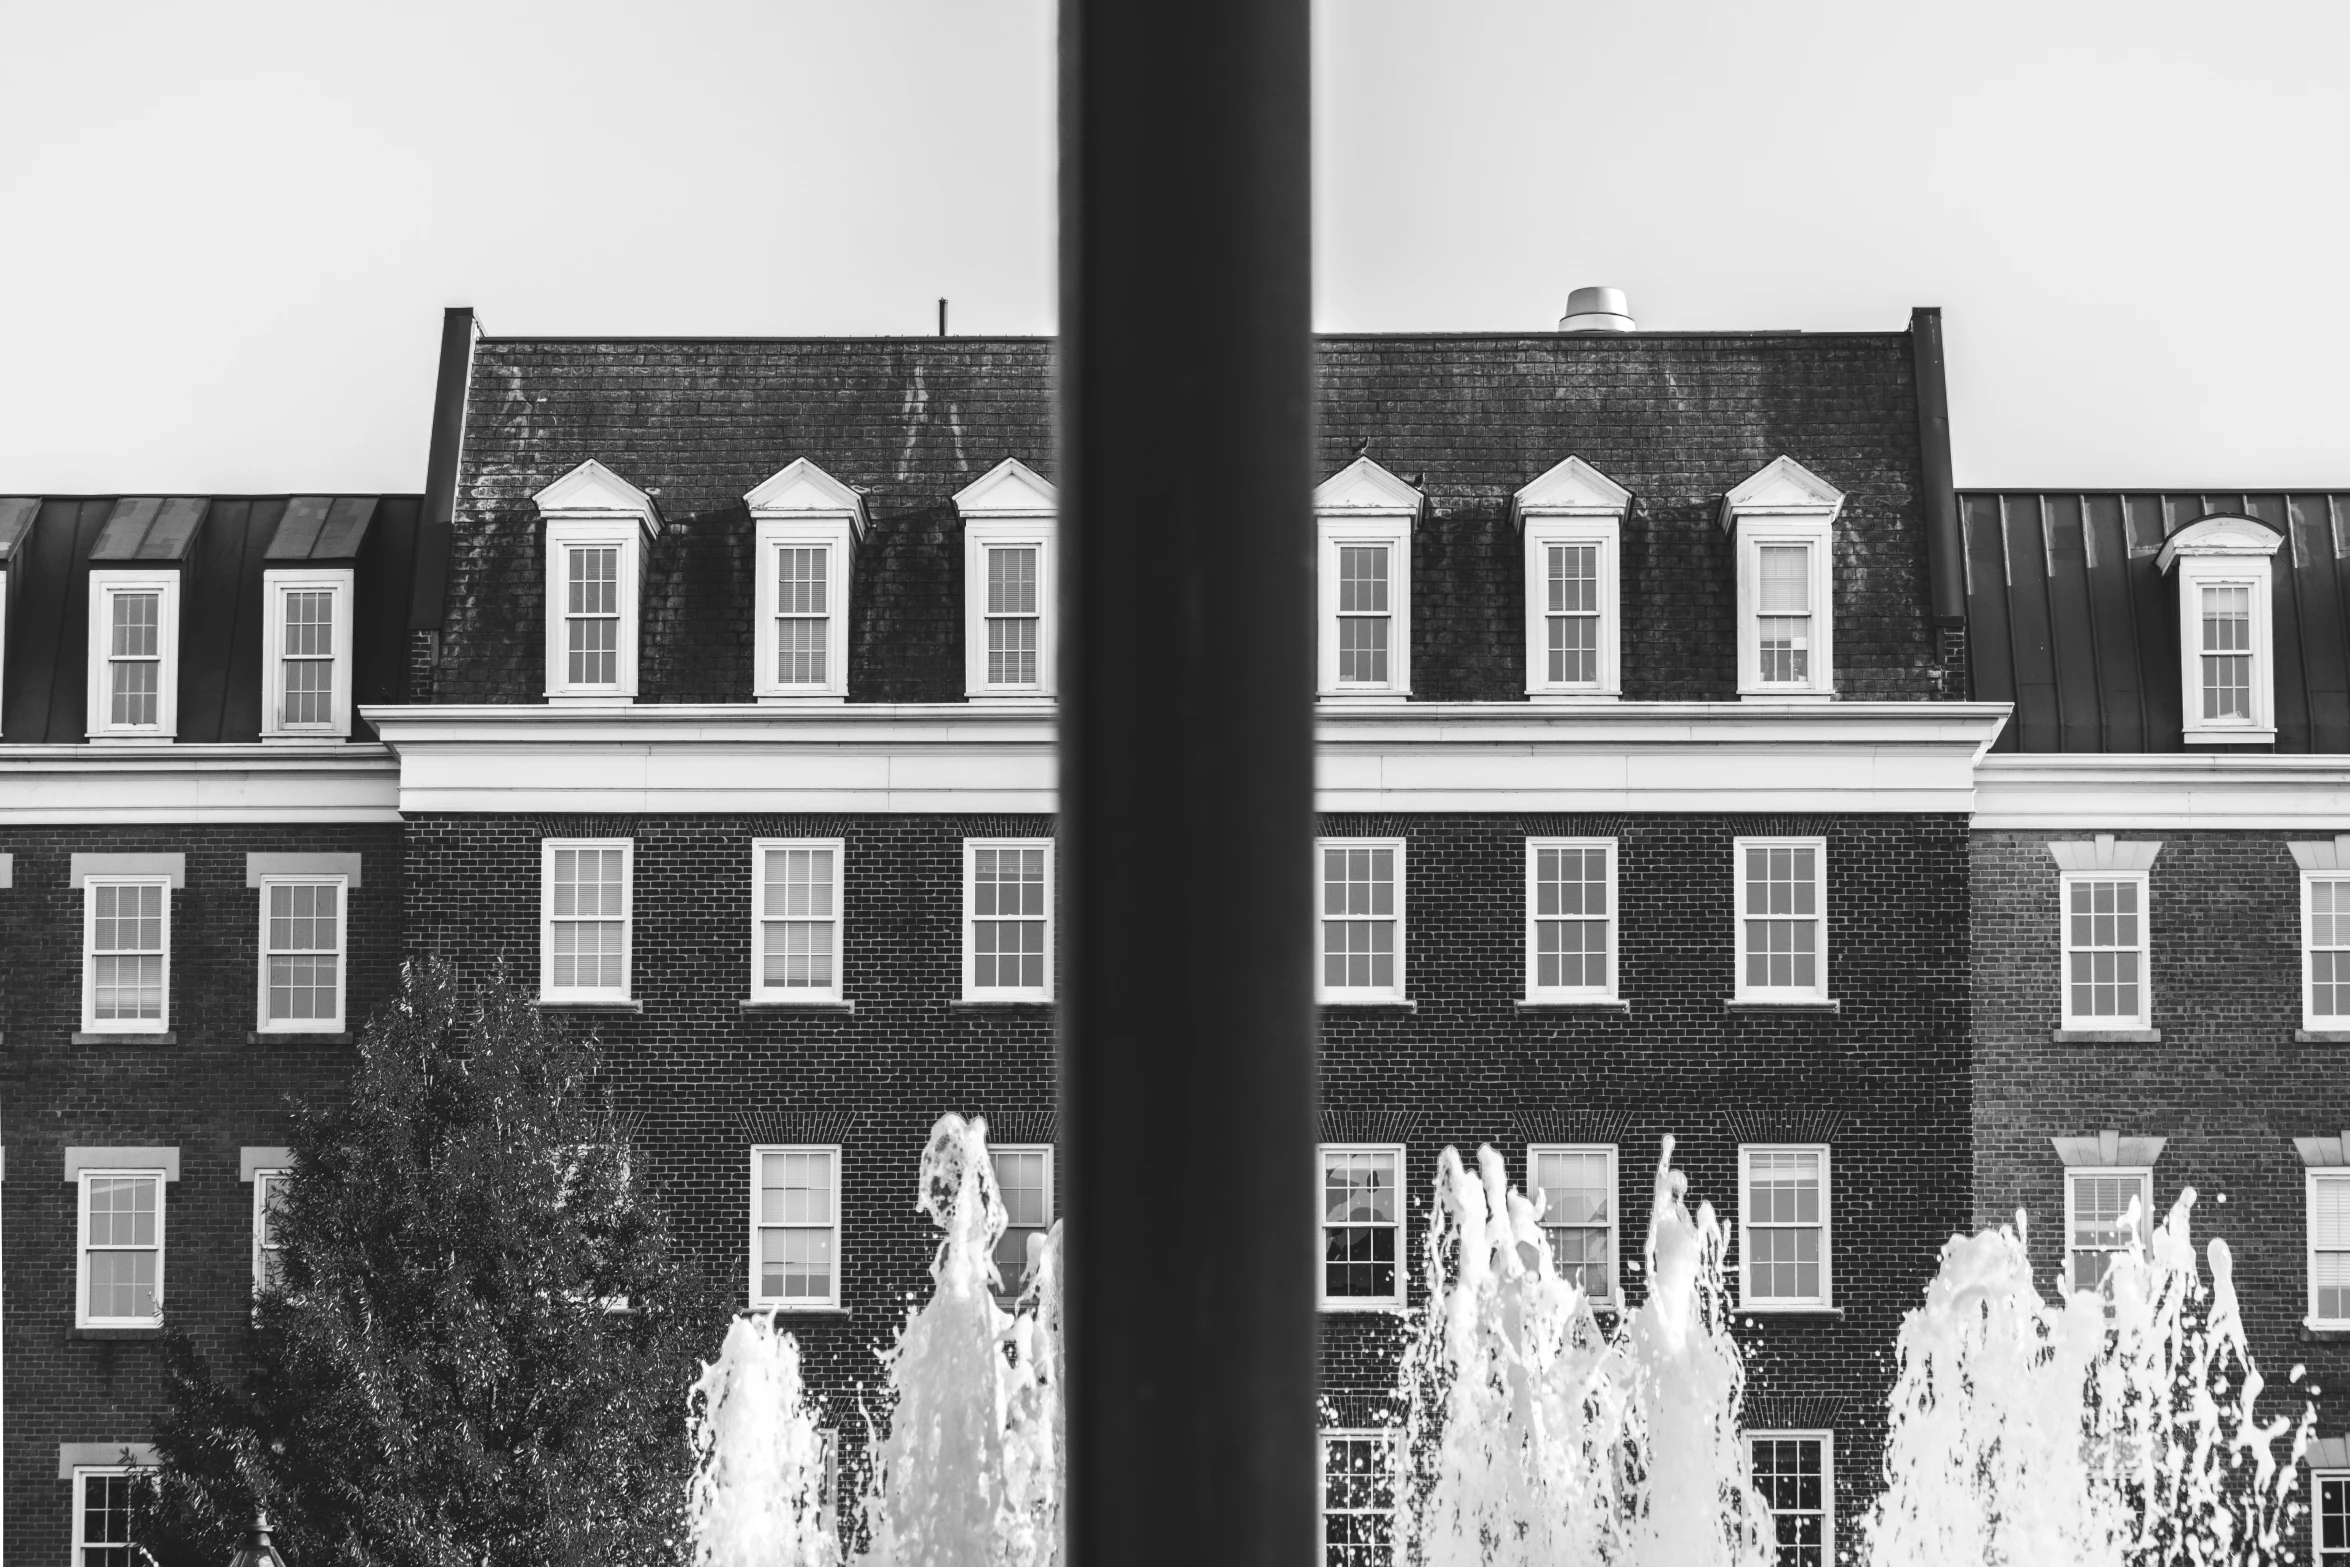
left=435, top=329, right=1961, bottom=705
left=1962, top=490, right=2350, bottom=752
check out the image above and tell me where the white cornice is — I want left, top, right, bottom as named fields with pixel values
left=2156, top=513, right=2282, bottom=573
left=0, top=744, right=399, bottom=824
left=533, top=458, right=661, bottom=539
left=360, top=701, right=2011, bottom=816
left=1974, top=753, right=2350, bottom=831
left=952, top=458, right=1056, bottom=518
left=1718, top=455, right=1844, bottom=535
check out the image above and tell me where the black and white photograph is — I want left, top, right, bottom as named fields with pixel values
left=4, top=3, right=2349, bottom=1564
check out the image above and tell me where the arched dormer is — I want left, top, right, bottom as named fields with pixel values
left=2159, top=514, right=2283, bottom=743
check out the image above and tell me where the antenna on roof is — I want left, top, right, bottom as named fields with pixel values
left=939, top=298, right=949, bottom=337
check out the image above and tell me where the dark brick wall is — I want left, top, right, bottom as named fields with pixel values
left=0, top=825, right=400, bottom=1567
left=427, top=333, right=1961, bottom=709
left=1974, top=828, right=2344, bottom=1552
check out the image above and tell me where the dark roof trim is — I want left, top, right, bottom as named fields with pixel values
left=265, top=496, right=376, bottom=561
left=1910, top=308, right=1965, bottom=628
left=89, top=496, right=207, bottom=562
left=409, top=306, right=478, bottom=631
left=0, top=498, right=35, bottom=561
left=466, top=328, right=1889, bottom=347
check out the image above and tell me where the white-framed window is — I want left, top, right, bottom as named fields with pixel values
left=1749, top=1431, right=1833, bottom=1567
left=2059, top=870, right=2149, bottom=1030
left=1319, top=1429, right=1398, bottom=1567
left=750, top=1145, right=841, bottom=1310
left=85, top=571, right=179, bottom=740
left=533, top=459, right=659, bottom=704
left=954, top=458, right=1058, bottom=702
left=76, top=1168, right=165, bottom=1328
left=252, top=1167, right=290, bottom=1297
left=1529, top=1144, right=1617, bottom=1306
left=1514, top=456, right=1630, bottom=701
left=2065, top=1167, right=2152, bottom=1294
left=1738, top=1145, right=1830, bottom=1310
left=962, top=839, right=1053, bottom=1002
left=1735, top=838, right=1826, bottom=1003
left=540, top=839, right=633, bottom=1002
left=260, top=567, right=353, bottom=739
left=2305, top=872, right=2350, bottom=1030
left=71, top=1464, right=148, bottom=1567
left=1722, top=456, right=1843, bottom=701
left=991, top=1144, right=1053, bottom=1299
left=2159, top=516, right=2280, bottom=744
left=2310, top=1171, right=2350, bottom=1330
left=1315, top=458, right=1422, bottom=700
left=750, top=839, right=843, bottom=1003
left=2315, top=1469, right=2350, bottom=1567
left=82, top=876, right=170, bottom=1034
left=1525, top=838, right=1616, bottom=1001
left=255, top=876, right=346, bottom=1032
left=1320, top=838, right=1406, bottom=1004
left=1320, top=1144, right=1404, bottom=1310
left=746, top=459, right=866, bottom=702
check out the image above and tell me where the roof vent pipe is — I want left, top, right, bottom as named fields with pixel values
left=1558, top=286, right=1635, bottom=332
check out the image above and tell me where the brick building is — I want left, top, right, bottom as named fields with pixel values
left=2, top=307, right=2047, bottom=1566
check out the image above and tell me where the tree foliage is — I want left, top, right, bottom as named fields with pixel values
left=141, top=958, right=725, bottom=1567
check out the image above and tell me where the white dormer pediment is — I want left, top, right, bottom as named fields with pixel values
left=533, top=459, right=661, bottom=539
left=744, top=459, right=869, bottom=542
left=2157, top=514, right=2284, bottom=573
left=953, top=458, right=1057, bottom=519
left=1718, top=456, right=1845, bottom=534
left=1315, top=457, right=1425, bottom=521
left=1511, top=456, right=1631, bottom=527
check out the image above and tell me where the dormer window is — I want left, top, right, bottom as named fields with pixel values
left=746, top=460, right=868, bottom=703
left=83, top=497, right=206, bottom=742
left=2157, top=515, right=2281, bottom=744
left=533, top=460, right=660, bottom=705
left=1514, top=457, right=1630, bottom=701
left=1721, top=457, right=1844, bottom=702
left=1315, top=458, right=1424, bottom=701
left=954, top=459, right=1058, bottom=703
left=261, top=571, right=353, bottom=739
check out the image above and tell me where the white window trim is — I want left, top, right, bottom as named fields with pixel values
left=1747, top=1429, right=1836, bottom=1564
left=961, top=837, right=1055, bottom=1002
left=748, top=1143, right=844, bottom=1312
left=2308, top=870, right=2350, bottom=1032
left=254, top=873, right=348, bottom=1033
left=75, top=1167, right=166, bottom=1329
left=1513, top=455, right=1630, bottom=701
left=81, top=875, right=171, bottom=1035
left=746, top=459, right=865, bottom=702
left=2063, top=1164, right=2154, bottom=1296
left=954, top=458, right=1059, bottom=703
left=1317, top=836, right=1408, bottom=1005
left=543, top=520, right=646, bottom=704
left=1732, top=836, right=1829, bottom=1004
left=259, top=567, right=354, bottom=740
left=1318, top=1428, right=1400, bottom=1561
left=85, top=570, right=180, bottom=741
left=2057, top=868, right=2152, bottom=1031
left=1721, top=456, right=1844, bottom=702
left=2312, top=1468, right=2350, bottom=1567
left=1318, top=1142, right=1407, bottom=1312
left=1736, top=1143, right=1832, bottom=1312
left=1527, top=1142, right=1618, bottom=1308
left=250, top=1167, right=288, bottom=1300
left=1314, top=459, right=1423, bottom=702
left=538, top=838, right=634, bottom=1003
left=71, top=1463, right=153, bottom=1566
left=1523, top=837, right=1617, bottom=1002
left=991, top=1142, right=1055, bottom=1298
left=2159, top=515, right=2281, bottom=745
left=2310, top=1169, right=2350, bottom=1330
left=748, top=838, right=846, bottom=1004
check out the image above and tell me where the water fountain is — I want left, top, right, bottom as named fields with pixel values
left=689, top=1118, right=2314, bottom=1566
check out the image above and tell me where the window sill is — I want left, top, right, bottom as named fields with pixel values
left=1736, top=691, right=1832, bottom=705
left=1524, top=692, right=1622, bottom=705
left=2051, top=1028, right=2161, bottom=1044
left=1320, top=998, right=1418, bottom=1012
left=754, top=693, right=847, bottom=706
left=1317, top=1300, right=1407, bottom=1315
left=71, top=1327, right=163, bottom=1341
left=544, top=693, right=635, bottom=708
left=950, top=999, right=1054, bottom=1012
left=748, top=1303, right=849, bottom=1316
left=2301, top=1322, right=2350, bottom=1341
left=259, top=733, right=347, bottom=745
left=1725, top=999, right=1839, bottom=1014
left=965, top=694, right=1055, bottom=708
left=1737, top=1306, right=1844, bottom=1319
left=1517, top=997, right=1629, bottom=1013
left=72, top=1031, right=175, bottom=1045
left=532, top=1000, right=644, bottom=1014
left=740, top=999, right=856, bottom=1014
left=86, top=734, right=178, bottom=745
left=249, top=1030, right=350, bottom=1044
left=2298, top=1030, right=2350, bottom=1045
left=2182, top=728, right=2278, bottom=745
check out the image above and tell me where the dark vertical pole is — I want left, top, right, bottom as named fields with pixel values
left=1058, top=4, right=1315, bottom=1567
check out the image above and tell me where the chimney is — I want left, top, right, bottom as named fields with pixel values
left=1558, top=286, right=1635, bottom=333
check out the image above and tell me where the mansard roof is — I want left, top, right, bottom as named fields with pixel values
left=1961, top=490, right=2350, bottom=752
left=431, top=328, right=1949, bottom=705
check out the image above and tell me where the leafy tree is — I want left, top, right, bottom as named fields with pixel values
left=140, top=958, right=726, bottom=1567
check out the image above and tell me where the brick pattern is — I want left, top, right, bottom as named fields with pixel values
left=0, top=825, right=401, bottom=1567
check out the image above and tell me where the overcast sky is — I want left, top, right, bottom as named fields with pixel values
left=4, top=0, right=2345, bottom=494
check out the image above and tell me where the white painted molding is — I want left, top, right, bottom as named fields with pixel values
left=245, top=852, right=363, bottom=888
left=0, top=850, right=11, bottom=887
left=240, top=1147, right=294, bottom=1181
left=2291, top=838, right=2350, bottom=872
left=1975, top=754, right=2350, bottom=830
left=1510, top=455, right=1631, bottom=529
left=2293, top=1136, right=2350, bottom=1168
left=744, top=458, right=870, bottom=542
left=2155, top=513, right=2282, bottom=573
left=1315, top=457, right=1426, bottom=521
left=0, top=745, right=398, bottom=825
left=2310, top=1435, right=2350, bottom=1471
left=1716, top=455, right=1845, bottom=535
left=2045, top=836, right=2161, bottom=872
left=2050, top=1132, right=2166, bottom=1168
left=952, top=458, right=1057, bottom=517
left=60, top=1443, right=159, bottom=1479
left=63, top=1146, right=180, bottom=1182
left=70, top=852, right=185, bottom=888
left=533, top=459, right=661, bottom=539
left=362, top=701, right=2011, bottom=816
